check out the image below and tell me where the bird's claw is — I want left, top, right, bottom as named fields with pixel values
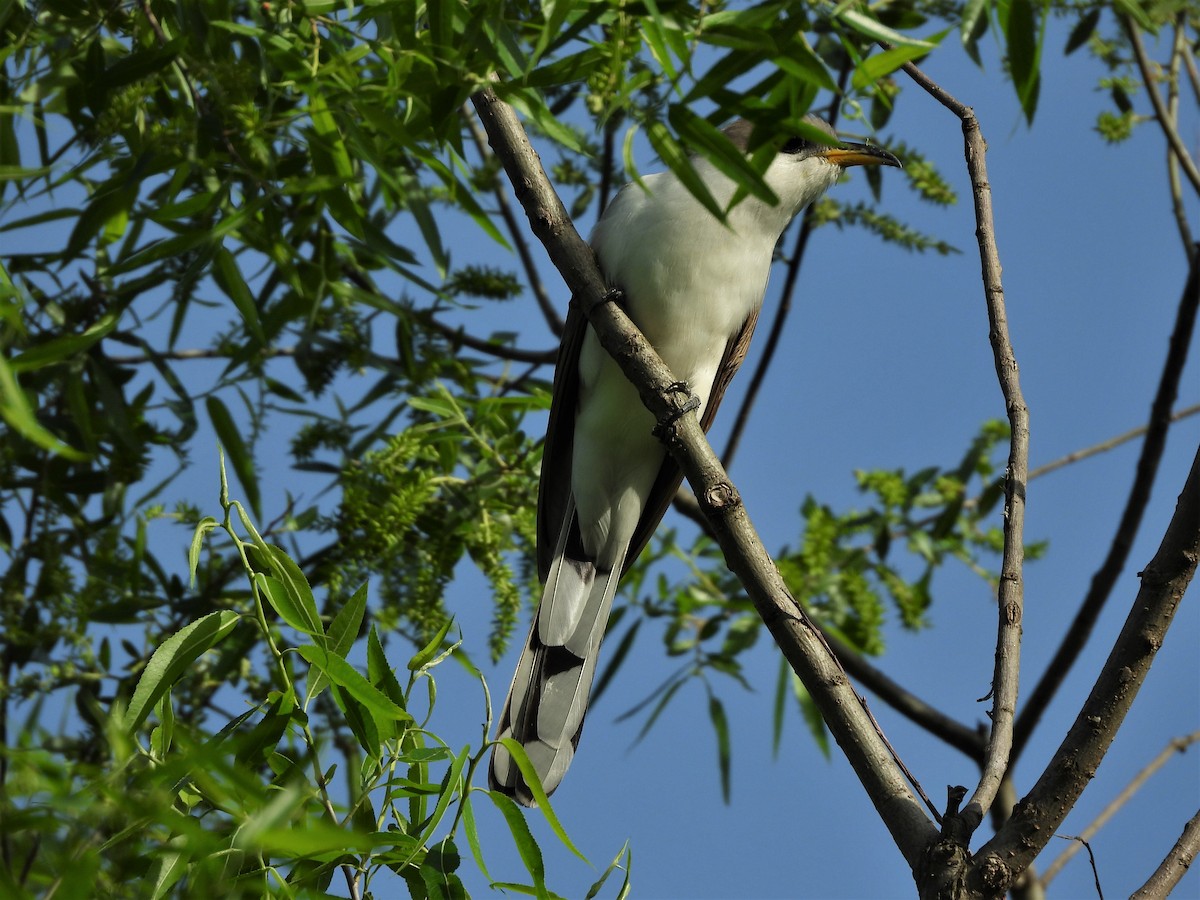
left=653, top=382, right=700, bottom=437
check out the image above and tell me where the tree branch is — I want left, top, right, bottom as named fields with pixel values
left=421, top=315, right=557, bottom=364
left=1166, top=21, right=1195, bottom=258
left=464, top=111, right=564, bottom=335
left=980, top=441, right=1200, bottom=877
left=900, top=60, right=1029, bottom=828
left=1130, top=808, right=1200, bottom=899
left=469, top=82, right=938, bottom=870
left=1027, top=403, right=1200, bottom=482
left=1042, top=731, right=1200, bottom=885
left=1122, top=16, right=1200, bottom=197
left=1013, top=246, right=1200, bottom=762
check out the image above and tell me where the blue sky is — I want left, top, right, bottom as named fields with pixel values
left=6, top=12, right=1198, bottom=900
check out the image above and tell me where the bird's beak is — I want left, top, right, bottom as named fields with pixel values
left=818, top=142, right=902, bottom=169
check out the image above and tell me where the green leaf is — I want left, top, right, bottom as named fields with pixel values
left=852, top=35, right=947, bottom=92
left=126, top=611, right=241, bottom=731
left=407, top=616, right=456, bottom=671
left=298, top=644, right=412, bottom=724
left=493, top=738, right=589, bottom=864
left=256, top=573, right=321, bottom=637
left=489, top=790, right=549, bottom=900
left=1064, top=8, right=1100, bottom=55
left=206, top=396, right=261, bottom=518
left=211, top=246, right=265, bottom=345
left=838, top=9, right=936, bottom=47
left=772, top=656, right=788, bottom=758
left=793, top=673, right=831, bottom=758
left=1005, top=0, right=1042, bottom=123
left=9, top=311, right=119, bottom=372
left=367, top=625, right=408, bottom=708
left=960, top=0, right=990, bottom=65
left=188, top=517, right=219, bottom=588
left=416, top=745, right=471, bottom=846
left=668, top=107, right=776, bottom=206
left=645, top=121, right=725, bottom=223
left=585, top=841, right=632, bottom=900
left=707, top=691, right=732, bottom=804
left=1112, top=0, right=1154, bottom=31
left=265, top=545, right=324, bottom=638
left=0, top=355, right=87, bottom=460
left=308, top=582, right=368, bottom=700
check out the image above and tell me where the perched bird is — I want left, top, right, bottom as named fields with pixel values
left=490, top=116, right=901, bottom=804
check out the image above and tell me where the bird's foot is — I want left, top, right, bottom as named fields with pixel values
left=653, top=382, right=700, bottom=438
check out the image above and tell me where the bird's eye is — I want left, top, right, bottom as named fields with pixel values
left=781, top=138, right=808, bottom=155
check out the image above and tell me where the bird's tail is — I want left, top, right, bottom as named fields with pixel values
left=489, top=544, right=625, bottom=806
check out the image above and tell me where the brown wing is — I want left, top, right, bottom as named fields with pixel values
left=538, top=302, right=761, bottom=581
left=536, top=298, right=589, bottom=582
left=619, top=306, right=761, bottom=577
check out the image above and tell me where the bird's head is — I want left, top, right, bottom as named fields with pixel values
left=722, top=115, right=902, bottom=220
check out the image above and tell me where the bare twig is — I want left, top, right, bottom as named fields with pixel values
left=1042, top=731, right=1200, bottom=885
left=721, top=64, right=854, bottom=469
left=422, top=316, right=557, bottom=363
left=469, top=81, right=938, bottom=870
left=1182, top=26, right=1200, bottom=106
left=598, top=114, right=618, bottom=217
left=1028, top=403, right=1200, bottom=481
left=1050, top=836, right=1105, bottom=899
left=105, top=346, right=295, bottom=363
left=981, top=441, right=1200, bottom=877
left=1131, top=808, right=1200, bottom=899
left=464, top=111, right=563, bottom=334
left=1166, top=22, right=1195, bottom=258
left=1122, top=16, right=1200, bottom=197
left=899, top=59, right=1029, bottom=828
left=1014, top=247, right=1200, bottom=762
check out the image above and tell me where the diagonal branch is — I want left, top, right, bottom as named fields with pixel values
left=1013, top=246, right=1200, bottom=762
left=1122, top=16, right=1200, bottom=197
left=1027, top=403, right=1200, bottom=481
left=980, top=441, right=1200, bottom=877
left=1130, top=808, right=1200, bottom=899
left=899, top=59, right=1029, bottom=828
left=1041, top=731, right=1200, bottom=885
left=464, top=111, right=564, bottom=335
left=469, top=82, right=938, bottom=870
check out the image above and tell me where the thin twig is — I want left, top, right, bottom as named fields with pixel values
left=1122, top=16, right=1200, bottom=196
left=1013, top=247, right=1200, bottom=762
left=1130, top=808, right=1200, bottom=899
left=422, top=316, right=557, bottom=363
left=1182, top=25, right=1200, bottom=105
left=721, top=65, right=854, bottom=469
left=1050, top=835, right=1105, bottom=899
left=1166, top=21, right=1195, bottom=258
left=980, top=441, right=1200, bottom=877
left=106, top=346, right=298, bottom=363
left=598, top=114, right=618, bottom=216
left=1027, top=403, right=1200, bottom=481
left=1042, top=731, right=1200, bottom=885
left=899, top=58, right=1028, bottom=827
left=463, top=111, right=563, bottom=334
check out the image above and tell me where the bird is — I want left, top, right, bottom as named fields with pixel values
left=489, top=115, right=901, bottom=805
